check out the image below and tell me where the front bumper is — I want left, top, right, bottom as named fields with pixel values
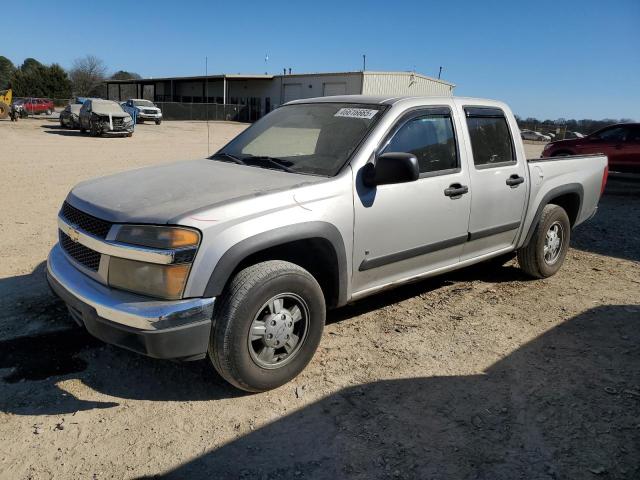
left=137, top=112, right=162, bottom=119
left=47, top=244, right=214, bottom=360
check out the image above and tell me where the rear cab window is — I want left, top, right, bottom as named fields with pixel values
left=464, top=107, right=516, bottom=168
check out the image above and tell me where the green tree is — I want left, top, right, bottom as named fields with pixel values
left=0, top=56, right=15, bottom=89
left=111, top=70, right=142, bottom=80
left=10, top=58, right=72, bottom=98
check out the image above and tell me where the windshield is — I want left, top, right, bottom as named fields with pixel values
left=213, top=103, right=386, bottom=176
left=92, top=101, right=126, bottom=114
left=133, top=100, right=155, bottom=107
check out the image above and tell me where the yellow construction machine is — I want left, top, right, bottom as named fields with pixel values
left=0, top=88, right=12, bottom=119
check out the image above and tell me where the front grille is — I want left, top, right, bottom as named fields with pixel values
left=144, top=109, right=157, bottom=115
left=60, top=202, right=112, bottom=239
left=113, top=117, right=124, bottom=128
left=59, top=230, right=101, bottom=271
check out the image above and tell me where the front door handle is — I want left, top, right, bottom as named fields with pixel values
left=506, top=174, right=525, bottom=187
left=444, top=183, right=469, bottom=197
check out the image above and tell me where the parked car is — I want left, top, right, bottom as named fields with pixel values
left=79, top=99, right=134, bottom=136
left=520, top=129, right=550, bottom=141
left=47, top=95, right=607, bottom=392
left=21, top=97, right=55, bottom=115
left=59, top=104, right=83, bottom=129
left=122, top=98, right=162, bottom=124
left=563, top=131, right=585, bottom=139
left=543, top=123, right=640, bottom=173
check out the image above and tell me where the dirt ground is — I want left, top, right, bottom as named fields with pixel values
left=0, top=119, right=638, bottom=479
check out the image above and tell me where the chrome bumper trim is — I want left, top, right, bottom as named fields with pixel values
left=58, top=215, right=177, bottom=264
left=47, top=244, right=215, bottom=331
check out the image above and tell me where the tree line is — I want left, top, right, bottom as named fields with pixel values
left=515, top=115, right=634, bottom=136
left=0, top=54, right=140, bottom=99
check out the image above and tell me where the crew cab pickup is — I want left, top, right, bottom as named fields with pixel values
left=47, top=96, right=608, bottom=392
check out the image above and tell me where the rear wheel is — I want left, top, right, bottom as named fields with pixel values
left=517, top=204, right=571, bottom=278
left=0, top=102, right=8, bottom=119
left=209, top=260, right=325, bottom=392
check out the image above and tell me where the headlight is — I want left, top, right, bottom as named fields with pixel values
left=109, top=258, right=191, bottom=300
left=116, top=225, right=200, bottom=249
left=108, top=225, right=201, bottom=299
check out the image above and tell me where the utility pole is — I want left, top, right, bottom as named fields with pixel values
left=362, top=54, right=366, bottom=72
left=438, top=66, right=443, bottom=79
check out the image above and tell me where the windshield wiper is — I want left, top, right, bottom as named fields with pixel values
left=210, top=152, right=246, bottom=165
left=243, top=155, right=295, bottom=173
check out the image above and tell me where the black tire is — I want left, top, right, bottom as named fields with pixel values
left=209, top=260, right=325, bottom=392
left=517, top=204, right=571, bottom=278
left=155, top=119, right=161, bottom=125
left=90, top=121, right=101, bottom=137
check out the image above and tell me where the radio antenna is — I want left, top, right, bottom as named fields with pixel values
left=205, top=56, right=210, bottom=155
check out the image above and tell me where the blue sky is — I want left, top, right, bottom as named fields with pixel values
left=4, top=0, right=639, bottom=120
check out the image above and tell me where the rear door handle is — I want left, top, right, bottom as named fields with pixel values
left=506, top=174, right=525, bottom=187
left=444, top=183, right=469, bottom=197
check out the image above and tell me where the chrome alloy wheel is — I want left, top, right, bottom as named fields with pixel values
left=248, top=293, right=310, bottom=369
left=543, top=221, right=564, bottom=265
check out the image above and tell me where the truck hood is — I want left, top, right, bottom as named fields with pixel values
left=66, top=159, right=324, bottom=224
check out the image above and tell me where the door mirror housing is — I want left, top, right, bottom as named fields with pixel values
left=362, top=152, right=420, bottom=187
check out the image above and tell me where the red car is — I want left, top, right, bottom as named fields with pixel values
left=543, top=123, right=640, bottom=173
left=21, top=98, right=55, bottom=115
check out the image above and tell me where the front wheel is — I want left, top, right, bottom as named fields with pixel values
left=517, top=204, right=571, bottom=278
left=209, top=260, right=325, bottom=392
left=155, top=119, right=162, bottom=125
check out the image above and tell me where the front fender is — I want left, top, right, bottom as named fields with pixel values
left=202, top=222, right=349, bottom=306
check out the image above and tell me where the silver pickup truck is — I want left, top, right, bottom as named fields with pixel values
left=47, top=95, right=608, bottom=392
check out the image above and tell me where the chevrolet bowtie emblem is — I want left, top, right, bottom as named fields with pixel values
left=68, top=228, right=81, bottom=243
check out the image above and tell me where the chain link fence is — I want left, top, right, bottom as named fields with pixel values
left=9, top=97, right=255, bottom=123
left=154, top=102, right=250, bottom=122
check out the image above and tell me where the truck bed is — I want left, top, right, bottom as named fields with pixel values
left=518, top=153, right=608, bottom=248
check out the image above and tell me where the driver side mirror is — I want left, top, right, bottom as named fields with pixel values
left=362, top=152, right=419, bottom=188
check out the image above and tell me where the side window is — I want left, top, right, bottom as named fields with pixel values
left=465, top=107, right=515, bottom=167
left=382, top=111, right=458, bottom=174
left=595, top=127, right=627, bottom=142
left=628, top=126, right=640, bottom=142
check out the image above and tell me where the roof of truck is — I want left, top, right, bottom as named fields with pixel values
left=287, top=95, right=504, bottom=107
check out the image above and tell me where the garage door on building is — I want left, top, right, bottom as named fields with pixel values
left=283, top=84, right=302, bottom=103
left=322, top=82, right=347, bottom=96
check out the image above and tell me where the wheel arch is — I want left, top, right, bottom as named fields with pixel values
left=203, top=222, right=349, bottom=308
left=522, top=183, right=584, bottom=246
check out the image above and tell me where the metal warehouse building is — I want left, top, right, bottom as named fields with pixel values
left=105, top=71, right=455, bottom=121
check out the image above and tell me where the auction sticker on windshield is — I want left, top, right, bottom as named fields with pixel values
left=334, top=108, right=379, bottom=119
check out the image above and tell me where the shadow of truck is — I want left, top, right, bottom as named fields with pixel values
left=145, top=305, right=640, bottom=480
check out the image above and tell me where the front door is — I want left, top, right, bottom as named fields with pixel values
left=459, top=104, right=528, bottom=260
left=352, top=107, right=471, bottom=294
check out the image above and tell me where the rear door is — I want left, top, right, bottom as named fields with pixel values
left=458, top=103, right=528, bottom=260
left=618, top=125, right=640, bottom=171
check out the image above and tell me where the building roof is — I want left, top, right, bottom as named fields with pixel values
left=105, top=71, right=454, bottom=86
left=106, top=74, right=274, bottom=83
